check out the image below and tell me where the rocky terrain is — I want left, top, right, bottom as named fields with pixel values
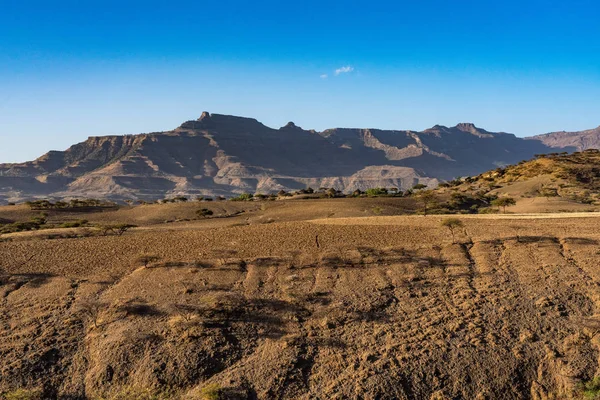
left=3, top=112, right=596, bottom=203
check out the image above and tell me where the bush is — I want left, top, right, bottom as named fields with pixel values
left=199, top=383, right=222, bottom=400
left=230, top=193, right=253, bottom=201
left=197, top=208, right=214, bottom=218
left=3, top=388, right=43, bottom=400
left=59, top=219, right=89, bottom=228
left=365, top=188, right=388, bottom=197
left=578, top=377, right=600, bottom=399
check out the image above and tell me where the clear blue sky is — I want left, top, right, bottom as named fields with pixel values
left=1, top=0, right=599, bottom=162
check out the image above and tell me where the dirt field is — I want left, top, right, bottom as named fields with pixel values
left=1, top=200, right=600, bottom=399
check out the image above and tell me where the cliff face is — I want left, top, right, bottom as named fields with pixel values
left=0, top=112, right=588, bottom=202
left=529, top=126, right=600, bottom=151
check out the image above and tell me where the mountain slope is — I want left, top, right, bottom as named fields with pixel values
left=529, top=126, right=600, bottom=151
left=0, top=112, right=589, bottom=202
left=436, top=149, right=600, bottom=212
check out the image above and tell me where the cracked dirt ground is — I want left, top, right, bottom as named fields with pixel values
left=1, top=212, right=600, bottom=399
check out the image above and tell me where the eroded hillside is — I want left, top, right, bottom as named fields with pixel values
left=1, top=202, right=600, bottom=399
left=437, top=150, right=600, bottom=209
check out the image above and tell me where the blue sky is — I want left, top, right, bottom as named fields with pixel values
left=1, top=0, right=599, bottom=162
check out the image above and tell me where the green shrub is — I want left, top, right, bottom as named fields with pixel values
left=230, top=193, right=254, bottom=201
left=365, top=188, right=388, bottom=197
left=60, top=219, right=89, bottom=228
left=3, top=388, right=43, bottom=400
left=578, top=377, right=600, bottom=399
left=199, top=383, right=221, bottom=400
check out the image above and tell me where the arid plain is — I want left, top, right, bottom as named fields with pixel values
left=2, top=196, right=600, bottom=399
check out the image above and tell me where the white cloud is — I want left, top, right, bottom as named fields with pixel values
left=320, top=74, right=328, bottom=79
left=334, top=66, right=354, bottom=75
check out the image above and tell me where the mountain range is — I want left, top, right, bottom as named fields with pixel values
left=1, top=112, right=598, bottom=203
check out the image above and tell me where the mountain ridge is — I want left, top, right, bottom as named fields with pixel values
left=1, top=112, right=597, bottom=203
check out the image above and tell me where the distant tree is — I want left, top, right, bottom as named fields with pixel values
left=231, top=193, right=253, bottom=201
left=440, top=218, right=464, bottom=244
left=413, top=183, right=428, bottom=190
left=173, top=196, right=188, bottom=202
left=416, top=190, right=438, bottom=216
left=305, top=187, right=314, bottom=194
left=101, top=224, right=137, bottom=236
left=352, top=189, right=364, bottom=197
left=326, top=188, right=338, bottom=198
left=277, top=190, right=288, bottom=197
left=492, top=197, right=516, bottom=213
left=365, top=188, right=388, bottom=197
left=195, top=196, right=204, bottom=202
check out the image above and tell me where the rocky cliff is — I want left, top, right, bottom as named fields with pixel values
left=0, top=112, right=591, bottom=202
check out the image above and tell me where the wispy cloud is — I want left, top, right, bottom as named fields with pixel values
left=320, top=74, right=328, bottom=79
left=334, top=66, right=354, bottom=75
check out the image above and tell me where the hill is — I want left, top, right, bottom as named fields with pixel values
left=0, top=112, right=587, bottom=203
left=434, top=149, right=600, bottom=214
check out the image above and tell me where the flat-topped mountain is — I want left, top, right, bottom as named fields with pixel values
left=0, top=112, right=595, bottom=202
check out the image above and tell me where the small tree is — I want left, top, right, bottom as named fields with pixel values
left=413, top=183, right=427, bottom=190
left=101, top=224, right=137, bottom=236
left=75, top=299, right=106, bottom=329
left=440, top=218, right=464, bottom=244
left=492, top=197, right=516, bottom=213
left=416, top=190, right=438, bottom=216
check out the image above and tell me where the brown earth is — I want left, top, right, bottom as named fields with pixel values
left=2, top=198, right=600, bottom=399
